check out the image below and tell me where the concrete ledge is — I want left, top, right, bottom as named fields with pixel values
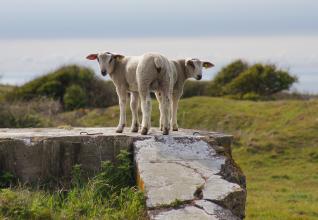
left=0, top=127, right=246, bottom=219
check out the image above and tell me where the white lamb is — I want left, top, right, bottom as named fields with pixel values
left=136, top=53, right=214, bottom=135
left=86, top=52, right=141, bottom=133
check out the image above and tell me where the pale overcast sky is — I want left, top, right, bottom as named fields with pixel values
left=0, top=0, right=318, bottom=92
left=1, top=0, right=317, bottom=38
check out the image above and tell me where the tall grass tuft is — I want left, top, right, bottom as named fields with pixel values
left=0, top=150, right=146, bottom=220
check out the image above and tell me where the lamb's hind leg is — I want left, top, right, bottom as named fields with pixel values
left=155, top=91, right=164, bottom=131
left=161, top=88, right=171, bottom=135
left=139, top=88, right=152, bottom=135
left=171, top=91, right=182, bottom=131
left=130, top=92, right=140, bottom=132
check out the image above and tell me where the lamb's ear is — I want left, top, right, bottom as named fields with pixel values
left=186, top=59, right=195, bottom=70
left=86, top=54, right=98, bottom=60
left=203, top=61, right=214, bottom=69
left=113, top=54, right=125, bottom=61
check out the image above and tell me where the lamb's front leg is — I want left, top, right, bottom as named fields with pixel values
left=130, top=92, right=140, bottom=132
left=116, top=89, right=127, bottom=133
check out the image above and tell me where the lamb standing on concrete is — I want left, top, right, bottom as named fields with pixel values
left=136, top=53, right=214, bottom=135
left=86, top=52, right=141, bottom=133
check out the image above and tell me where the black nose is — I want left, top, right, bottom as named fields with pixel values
left=196, top=75, right=202, bottom=80
left=101, top=71, right=107, bottom=76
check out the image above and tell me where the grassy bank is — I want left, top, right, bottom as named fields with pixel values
left=59, top=97, right=318, bottom=220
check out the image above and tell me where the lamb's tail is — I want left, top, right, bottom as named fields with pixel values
left=154, top=56, right=164, bottom=73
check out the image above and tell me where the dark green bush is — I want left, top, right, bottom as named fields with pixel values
left=86, top=79, right=118, bottom=108
left=182, top=80, right=211, bottom=98
left=37, top=80, right=63, bottom=99
left=5, top=65, right=118, bottom=110
left=210, top=60, right=249, bottom=96
left=63, top=85, right=88, bottom=111
left=225, top=64, right=297, bottom=97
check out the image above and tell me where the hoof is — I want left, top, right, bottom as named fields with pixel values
left=163, top=127, right=169, bottom=135
left=116, top=129, right=123, bottom=133
left=172, top=125, right=178, bottom=131
left=131, top=126, right=139, bottom=133
left=141, top=127, right=148, bottom=135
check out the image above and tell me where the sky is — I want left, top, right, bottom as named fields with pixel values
left=0, top=0, right=317, bottom=92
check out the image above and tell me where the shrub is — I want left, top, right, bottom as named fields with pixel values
left=242, top=92, right=262, bottom=101
left=5, top=65, right=118, bottom=110
left=36, top=80, right=63, bottom=99
left=182, top=80, right=210, bottom=98
left=225, top=64, right=297, bottom=96
left=63, top=85, right=88, bottom=111
left=210, top=60, right=249, bottom=96
left=86, top=79, right=118, bottom=108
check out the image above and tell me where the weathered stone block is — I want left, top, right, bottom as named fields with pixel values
left=0, top=127, right=246, bottom=219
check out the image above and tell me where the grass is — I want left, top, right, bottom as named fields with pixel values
left=55, top=97, right=318, bottom=220
left=0, top=150, right=147, bottom=220
left=1, top=96, right=318, bottom=219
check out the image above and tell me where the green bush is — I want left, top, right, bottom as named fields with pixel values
left=242, top=92, right=262, bottom=101
left=210, top=60, right=249, bottom=96
left=63, top=85, right=88, bottom=111
left=5, top=65, right=118, bottom=110
left=36, top=80, right=63, bottom=99
left=182, top=80, right=210, bottom=98
left=225, top=64, right=297, bottom=96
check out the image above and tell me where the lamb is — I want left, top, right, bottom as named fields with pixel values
left=136, top=53, right=214, bottom=135
left=86, top=52, right=141, bottom=133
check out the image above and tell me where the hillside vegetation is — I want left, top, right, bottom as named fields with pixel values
left=55, top=97, right=318, bottom=220
left=0, top=63, right=316, bottom=219
left=5, top=65, right=118, bottom=110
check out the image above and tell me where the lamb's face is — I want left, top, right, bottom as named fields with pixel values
left=185, top=59, right=214, bottom=80
left=86, top=52, right=124, bottom=76
left=97, top=52, right=115, bottom=76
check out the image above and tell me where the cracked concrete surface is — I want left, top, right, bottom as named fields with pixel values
left=135, top=135, right=246, bottom=219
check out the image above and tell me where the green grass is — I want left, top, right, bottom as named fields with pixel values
left=1, top=96, right=318, bottom=219
left=0, top=150, right=147, bottom=220
left=58, top=97, right=318, bottom=220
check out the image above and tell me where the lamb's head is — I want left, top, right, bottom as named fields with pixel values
left=86, top=52, right=124, bottom=76
left=185, top=58, right=214, bottom=80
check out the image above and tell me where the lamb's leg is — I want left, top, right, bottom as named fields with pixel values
left=171, top=91, right=182, bottom=131
left=155, top=91, right=164, bottom=131
left=161, top=89, right=171, bottom=135
left=140, top=89, right=152, bottom=135
left=130, top=92, right=140, bottom=132
left=116, top=89, right=127, bottom=133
